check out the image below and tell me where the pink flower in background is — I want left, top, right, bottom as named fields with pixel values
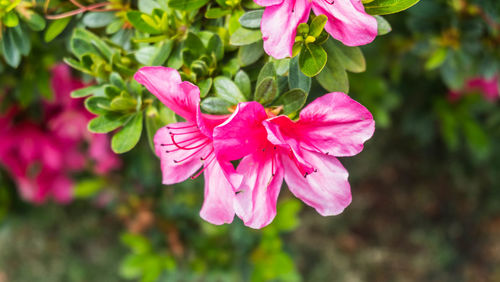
left=213, top=93, right=374, bottom=228
left=134, top=66, right=241, bottom=225
left=255, top=0, right=378, bottom=59
left=0, top=64, right=120, bottom=204
left=448, top=75, right=499, bottom=102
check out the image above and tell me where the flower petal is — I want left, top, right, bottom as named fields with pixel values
left=234, top=146, right=283, bottom=229
left=312, top=0, right=377, bottom=46
left=261, top=0, right=311, bottom=59
left=134, top=67, right=200, bottom=121
left=154, top=123, right=211, bottom=185
left=213, top=102, right=269, bottom=161
left=200, top=160, right=237, bottom=225
left=266, top=92, right=374, bottom=157
left=254, top=0, right=284, bottom=7
left=282, top=149, right=351, bottom=216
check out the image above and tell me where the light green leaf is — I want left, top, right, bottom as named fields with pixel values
left=299, top=44, right=327, bottom=77
left=168, top=0, right=209, bottom=11
left=44, top=17, right=71, bottom=42
left=364, top=0, right=421, bottom=15
left=230, top=27, right=262, bottom=46
left=88, top=114, right=130, bottom=133
left=239, top=10, right=264, bottom=29
left=214, top=76, right=247, bottom=104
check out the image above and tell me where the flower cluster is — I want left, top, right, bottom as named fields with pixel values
left=0, top=64, right=120, bottom=204
left=448, top=75, right=499, bottom=102
left=135, top=66, right=374, bottom=228
left=257, top=0, right=377, bottom=58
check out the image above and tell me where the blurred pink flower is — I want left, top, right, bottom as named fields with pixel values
left=213, top=93, right=374, bottom=228
left=134, top=66, right=241, bottom=225
left=448, top=75, right=499, bottom=102
left=0, top=64, right=120, bottom=204
left=256, top=0, right=378, bottom=59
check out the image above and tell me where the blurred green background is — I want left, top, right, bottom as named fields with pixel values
left=1, top=0, right=500, bottom=281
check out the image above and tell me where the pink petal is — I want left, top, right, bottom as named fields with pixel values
left=134, top=67, right=200, bottom=121
left=213, top=102, right=269, bottom=161
left=312, top=0, right=377, bottom=46
left=266, top=92, right=374, bottom=157
left=282, top=149, right=351, bottom=216
left=234, top=145, right=283, bottom=229
left=154, top=123, right=212, bottom=185
left=261, top=0, right=311, bottom=59
left=200, top=160, right=237, bottom=225
left=196, top=107, right=231, bottom=139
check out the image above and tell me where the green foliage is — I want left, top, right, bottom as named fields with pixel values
left=364, top=0, right=421, bottom=15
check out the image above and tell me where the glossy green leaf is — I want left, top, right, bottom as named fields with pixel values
left=299, top=44, right=327, bottom=77
left=255, top=77, right=278, bottom=105
left=44, top=17, right=71, bottom=42
left=364, top=0, right=421, bottom=15
left=200, top=97, right=233, bottom=114
left=309, top=15, right=327, bottom=38
left=214, top=76, right=246, bottom=104
left=71, top=85, right=103, bottom=98
left=1, top=29, right=21, bottom=68
left=126, top=11, right=161, bottom=34
left=230, top=27, right=262, bottom=46
left=88, top=114, right=129, bottom=133
left=112, top=112, right=144, bottom=154
left=288, top=57, right=311, bottom=93
left=235, top=70, right=252, bottom=99
left=274, top=88, right=307, bottom=115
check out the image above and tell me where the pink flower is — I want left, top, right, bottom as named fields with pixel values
left=213, top=93, right=374, bottom=228
left=256, top=0, right=378, bottom=59
left=134, top=66, right=241, bottom=225
left=448, top=75, right=499, bottom=102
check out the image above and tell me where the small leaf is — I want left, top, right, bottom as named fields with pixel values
left=299, top=44, right=327, bottom=77
left=309, top=14, right=327, bottom=38
left=324, top=39, right=366, bottom=73
left=200, top=97, right=233, bottom=114
left=214, top=76, right=247, bottom=104
left=238, top=41, right=264, bottom=66
left=425, top=47, right=448, bottom=70
left=198, top=78, right=212, bottom=98
left=20, top=12, right=46, bottom=31
left=83, top=12, right=116, bottom=28
left=235, top=70, right=252, bottom=99
left=112, top=112, right=144, bottom=154
left=71, top=85, right=103, bottom=98
left=45, top=17, right=71, bottom=42
left=88, top=114, right=129, bottom=133
left=375, top=15, right=392, bottom=36
left=126, top=11, right=160, bottom=34
left=288, top=57, right=311, bottom=93
left=316, top=59, right=349, bottom=93
left=11, top=25, right=30, bottom=56
left=205, top=7, right=231, bottom=18
left=239, top=10, right=264, bottom=29
left=168, top=0, right=209, bottom=11
left=364, top=0, right=421, bottom=15
left=85, top=96, right=111, bottom=115
left=257, top=62, right=277, bottom=85
left=274, top=89, right=307, bottom=115
left=3, top=12, right=19, bottom=27
left=1, top=29, right=21, bottom=68
left=255, top=77, right=278, bottom=105
left=230, top=27, right=262, bottom=46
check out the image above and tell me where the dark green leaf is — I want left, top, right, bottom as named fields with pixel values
left=85, top=96, right=111, bottom=115
left=88, top=114, right=129, bottom=133
left=11, top=25, right=30, bottom=56
left=83, top=12, right=116, bottom=28
left=205, top=7, right=231, bottom=19
left=198, top=78, right=212, bottom=98
left=200, top=97, right=233, bottom=114
left=20, top=12, right=46, bottom=31
left=235, top=70, right=252, bottom=99
left=214, top=76, right=246, bottom=104
left=1, top=29, right=21, bottom=68
left=288, top=57, right=311, bottom=93
left=238, top=41, right=264, bottom=66
left=274, top=88, right=307, bottom=115
left=255, top=77, right=278, bottom=105
left=168, top=0, right=209, bottom=11
left=257, top=62, right=277, bottom=85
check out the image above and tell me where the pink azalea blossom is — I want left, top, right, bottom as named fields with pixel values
left=0, top=64, right=120, bottom=204
left=256, top=0, right=378, bottom=59
left=213, top=93, right=374, bottom=228
left=448, top=75, right=499, bottom=102
left=134, top=66, right=241, bottom=225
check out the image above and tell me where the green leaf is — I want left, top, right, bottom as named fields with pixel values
left=324, top=39, right=366, bottom=73
left=44, top=17, right=71, bottom=42
left=309, top=15, right=327, bottom=38
left=257, top=62, right=277, bottom=86
left=239, top=10, right=264, bottom=29
left=85, top=96, right=111, bottom=115
left=235, top=70, right=252, bottom=99
left=184, top=32, right=206, bottom=57
left=168, top=0, right=209, bottom=11
left=288, top=57, right=311, bottom=93
left=11, top=25, right=30, bottom=56
left=74, top=178, right=105, bottom=198
left=200, top=97, right=233, bottom=114
left=3, top=12, right=19, bottom=27
left=230, top=27, right=262, bottom=46
left=255, top=77, right=278, bottom=105
left=145, top=105, right=165, bottom=152
left=274, top=88, right=307, bottom=115
left=214, top=76, right=247, bottom=104
left=126, top=11, right=161, bottom=34
left=20, top=12, right=46, bottom=31
left=71, top=85, right=103, bottom=98
left=364, top=0, right=421, bottom=15
left=205, top=7, right=231, bottom=19
left=88, top=114, right=129, bottom=133
left=112, top=112, right=144, bottom=154
left=198, top=78, right=212, bottom=98
left=425, top=47, right=448, bottom=70
left=110, top=97, right=137, bottom=111
left=207, top=33, right=224, bottom=61
left=375, top=15, right=392, bottom=36
left=299, top=44, right=327, bottom=77
left=238, top=41, right=264, bottom=66
left=316, top=59, right=349, bottom=93
left=1, top=29, right=21, bottom=68
left=135, top=41, right=173, bottom=66
left=83, top=12, right=116, bottom=28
